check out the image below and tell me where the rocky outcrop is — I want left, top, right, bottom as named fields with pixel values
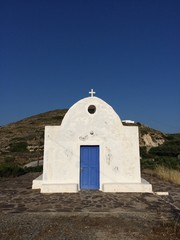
left=141, top=134, right=165, bottom=147
left=138, top=124, right=166, bottom=147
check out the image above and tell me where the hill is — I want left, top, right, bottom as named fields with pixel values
left=0, top=109, right=179, bottom=166
left=0, top=109, right=67, bottom=165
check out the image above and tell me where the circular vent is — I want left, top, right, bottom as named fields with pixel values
left=88, top=105, right=96, bottom=114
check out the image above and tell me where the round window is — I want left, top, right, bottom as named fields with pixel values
left=88, top=105, right=96, bottom=114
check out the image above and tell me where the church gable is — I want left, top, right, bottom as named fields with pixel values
left=60, top=96, right=123, bottom=140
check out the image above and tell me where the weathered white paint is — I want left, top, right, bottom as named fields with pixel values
left=103, top=179, right=152, bottom=192
left=32, top=96, right=152, bottom=193
left=32, top=174, right=42, bottom=189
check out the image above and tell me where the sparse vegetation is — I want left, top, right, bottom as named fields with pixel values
left=0, top=163, right=25, bottom=177
left=141, top=156, right=180, bottom=184
left=141, top=133, right=180, bottom=184
left=140, top=146, right=152, bottom=158
left=4, top=156, right=15, bottom=163
left=51, top=116, right=64, bottom=120
left=0, top=109, right=68, bottom=165
left=9, top=141, right=28, bottom=153
left=141, top=157, right=180, bottom=170
left=149, top=134, right=180, bottom=157
left=0, top=163, right=43, bottom=177
left=144, top=166, right=180, bottom=185
left=154, top=166, right=180, bottom=185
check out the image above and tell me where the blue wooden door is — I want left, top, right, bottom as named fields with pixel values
left=80, top=146, right=99, bottom=190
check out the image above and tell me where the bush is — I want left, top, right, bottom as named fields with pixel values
left=149, top=139, right=180, bottom=157
left=149, top=145, right=180, bottom=157
left=52, top=116, right=64, bottom=120
left=141, top=156, right=180, bottom=170
left=0, top=163, right=25, bottom=177
left=141, top=158, right=156, bottom=170
left=0, top=163, right=43, bottom=177
left=9, top=141, right=28, bottom=153
left=4, top=156, right=15, bottom=163
left=24, top=165, right=43, bottom=172
left=140, top=147, right=153, bottom=158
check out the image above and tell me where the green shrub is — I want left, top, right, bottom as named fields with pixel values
left=149, top=134, right=180, bottom=158
left=0, top=163, right=43, bottom=177
left=24, top=165, right=43, bottom=172
left=165, top=135, right=175, bottom=141
left=9, top=141, right=28, bottom=152
left=141, top=157, right=179, bottom=170
left=0, top=163, right=25, bottom=177
left=4, top=156, right=15, bottom=163
left=149, top=143, right=180, bottom=157
left=52, top=116, right=64, bottom=120
left=140, top=147, right=153, bottom=158
left=141, top=158, right=156, bottom=170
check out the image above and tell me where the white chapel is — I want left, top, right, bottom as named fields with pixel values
left=32, top=90, right=152, bottom=193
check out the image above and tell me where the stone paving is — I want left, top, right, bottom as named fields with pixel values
left=0, top=172, right=180, bottom=240
left=0, top=172, right=179, bottom=220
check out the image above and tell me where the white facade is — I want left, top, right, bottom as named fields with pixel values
left=32, top=95, right=152, bottom=193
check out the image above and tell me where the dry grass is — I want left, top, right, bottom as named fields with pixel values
left=143, top=167, right=180, bottom=185
left=154, top=166, right=180, bottom=185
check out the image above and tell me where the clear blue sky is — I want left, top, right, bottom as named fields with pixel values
left=0, top=0, right=180, bottom=133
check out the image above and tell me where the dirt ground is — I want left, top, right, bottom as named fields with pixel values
left=0, top=172, right=179, bottom=240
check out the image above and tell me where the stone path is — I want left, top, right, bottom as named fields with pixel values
left=0, top=172, right=179, bottom=240
left=0, top=173, right=179, bottom=217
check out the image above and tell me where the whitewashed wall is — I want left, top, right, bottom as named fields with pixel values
left=42, top=97, right=141, bottom=191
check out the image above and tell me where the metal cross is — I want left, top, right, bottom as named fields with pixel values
left=89, top=89, right=96, bottom=97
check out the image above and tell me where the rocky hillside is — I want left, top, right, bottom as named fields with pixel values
left=0, top=109, right=167, bottom=165
left=123, top=122, right=166, bottom=148
left=0, top=109, right=68, bottom=165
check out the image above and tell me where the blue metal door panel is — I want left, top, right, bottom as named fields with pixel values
left=80, top=146, right=99, bottom=190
